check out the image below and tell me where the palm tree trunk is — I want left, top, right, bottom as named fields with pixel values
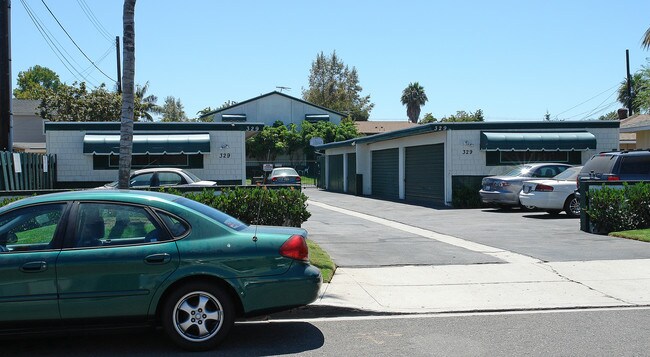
left=118, top=0, right=136, bottom=188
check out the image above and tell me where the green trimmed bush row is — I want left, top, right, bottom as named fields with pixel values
left=171, top=187, right=311, bottom=227
left=586, top=182, right=650, bottom=233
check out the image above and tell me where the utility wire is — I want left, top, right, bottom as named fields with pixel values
left=76, top=0, right=113, bottom=42
left=41, top=0, right=116, bottom=83
left=20, top=0, right=98, bottom=86
left=553, top=83, right=620, bottom=120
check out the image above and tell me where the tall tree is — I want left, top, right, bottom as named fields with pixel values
left=160, top=96, right=187, bottom=122
left=135, top=81, right=160, bottom=121
left=643, top=27, right=650, bottom=50
left=302, top=51, right=374, bottom=121
left=13, top=65, right=61, bottom=99
left=617, top=72, right=647, bottom=115
left=401, top=82, right=428, bottom=123
left=118, top=0, right=136, bottom=189
left=439, top=109, right=484, bottom=122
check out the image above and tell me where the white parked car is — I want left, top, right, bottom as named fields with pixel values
left=100, top=168, right=216, bottom=189
left=519, top=166, right=583, bottom=217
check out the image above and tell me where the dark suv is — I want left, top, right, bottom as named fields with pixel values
left=578, top=150, right=650, bottom=182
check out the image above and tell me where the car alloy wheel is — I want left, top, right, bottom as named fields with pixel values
left=163, top=282, right=234, bottom=351
left=564, top=195, right=580, bottom=218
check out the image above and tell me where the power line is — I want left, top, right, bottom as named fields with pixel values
left=553, top=83, right=620, bottom=120
left=40, top=0, right=116, bottom=83
left=76, top=0, right=113, bottom=42
left=20, top=0, right=98, bottom=86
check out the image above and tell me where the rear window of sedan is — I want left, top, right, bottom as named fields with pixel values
left=174, top=197, right=248, bottom=231
left=272, top=168, right=298, bottom=176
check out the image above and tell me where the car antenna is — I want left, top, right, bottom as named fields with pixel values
left=252, top=183, right=267, bottom=243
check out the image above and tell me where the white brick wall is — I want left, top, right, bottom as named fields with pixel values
left=47, top=130, right=247, bottom=184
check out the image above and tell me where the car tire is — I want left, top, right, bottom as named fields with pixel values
left=519, top=204, right=536, bottom=211
left=545, top=210, right=562, bottom=215
left=564, top=195, right=580, bottom=218
left=162, top=282, right=235, bottom=351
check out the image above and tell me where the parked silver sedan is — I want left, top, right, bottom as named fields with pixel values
left=479, top=163, right=573, bottom=209
left=519, top=166, right=583, bottom=217
left=101, top=168, right=216, bottom=189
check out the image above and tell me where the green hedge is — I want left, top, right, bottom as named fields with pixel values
left=182, top=187, right=310, bottom=227
left=586, top=182, right=650, bottom=233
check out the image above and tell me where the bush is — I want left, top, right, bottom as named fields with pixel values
left=586, top=182, right=650, bottom=233
left=184, top=187, right=311, bottom=227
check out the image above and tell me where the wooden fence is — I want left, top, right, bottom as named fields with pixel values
left=0, top=152, right=57, bottom=191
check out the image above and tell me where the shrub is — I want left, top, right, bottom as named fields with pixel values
left=184, top=187, right=311, bottom=227
left=586, top=182, right=650, bottom=233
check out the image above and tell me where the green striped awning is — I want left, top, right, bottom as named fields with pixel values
left=83, top=133, right=211, bottom=155
left=480, top=132, right=597, bottom=151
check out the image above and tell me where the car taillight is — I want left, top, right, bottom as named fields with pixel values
left=606, top=176, right=620, bottom=181
left=271, top=177, right=277, bottom=182
left=296, top=176, right=301, bottom=182
left=279, top=235, right=309, bottom=261
left=535, top=184, right=554, bottom=192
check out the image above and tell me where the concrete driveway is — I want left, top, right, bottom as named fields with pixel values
left=302, top=187, right=650, bottom=266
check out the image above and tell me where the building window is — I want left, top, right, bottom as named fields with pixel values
left=485, top=151, right=582, bottom=166
left=93, top=154, right=204, bottom=170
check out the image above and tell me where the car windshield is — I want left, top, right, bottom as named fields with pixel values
left=183, top=170, right=202, bottom=182
left=503, top=165, right=533, bottom=177
left=553, top=166, right=581, bottom=180
left=174, top=197, right=247, bottom=231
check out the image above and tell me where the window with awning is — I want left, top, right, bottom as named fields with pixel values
left=480, top=132, right=597, bottom=151
left=83, top=133, right=211, bottom=155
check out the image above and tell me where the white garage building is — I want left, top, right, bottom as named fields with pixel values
left=315, top=121, right=620, bottom=207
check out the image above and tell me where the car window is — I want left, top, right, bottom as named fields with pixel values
left=581, top=154, right=616, bottom=175
left=504, top=166, right=532, bottom=177
left=130, top=173, right=154, bottom=187
left=619, top=156, right=650, bottom=175
left=0, top=203, right=66, bottom=253
left=272, top=168, right=298, bottom=176
left=553, top=166, right=581, bottom=180
left=158, top=172, right=184, bottom=186
left=74, top=203, right=164, bottom=248
left=174, top=197, right=248, bottom=231
left=157, top=211, right=190, bottom=237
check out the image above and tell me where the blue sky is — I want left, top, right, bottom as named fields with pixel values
left=11, top=0, right=650, bottom=121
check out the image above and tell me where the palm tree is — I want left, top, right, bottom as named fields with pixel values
left=643, top=27, right=650, bottom=49
left=401, top=82, right=428, bottom=123
left=118, top=0, right=136, bottom=189
left=617, top=72, right=647, bottom=115
left=135, top=81, right=160, bottom=121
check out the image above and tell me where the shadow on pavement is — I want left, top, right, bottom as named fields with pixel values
left=0, top=322, right=325, bottom=356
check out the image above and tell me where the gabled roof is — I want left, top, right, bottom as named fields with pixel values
left=201, top=91, right=346, bottom=118
left=355, top=121, right=418, bottom=135
left=620, top=114, right=650, bottom=132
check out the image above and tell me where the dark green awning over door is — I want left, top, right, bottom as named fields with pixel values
left=83, top=133, right=211, bottom=155
left=480, top=132, right=597, bottom=151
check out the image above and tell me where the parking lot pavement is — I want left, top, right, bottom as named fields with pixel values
left=299, top=188, right=650, bottom=314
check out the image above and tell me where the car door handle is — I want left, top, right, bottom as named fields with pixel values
left=21, top=261, right=47, bottom=273
left=144, top=253, right=171, bottom=264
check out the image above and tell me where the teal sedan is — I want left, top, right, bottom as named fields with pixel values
left=0, top=190, right=321, bottom=351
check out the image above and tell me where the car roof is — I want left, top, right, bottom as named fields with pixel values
left=132, top=167, right=186, bottom=175
left=595, top=150, right=650, bottom=157
left=1, top=189, right=182, bottom=212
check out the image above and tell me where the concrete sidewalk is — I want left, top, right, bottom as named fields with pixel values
left=304, top=195, right=650, bottom=314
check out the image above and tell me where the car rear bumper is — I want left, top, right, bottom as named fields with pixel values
left=519, top=192, right=566, bottom=210
left=236, top=263, right=322, bottom=317
left=479, top=190, right=519, bottom=205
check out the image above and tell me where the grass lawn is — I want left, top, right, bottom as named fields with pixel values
left=307, top=240, right=336, bottom=283
left=609, top=229, right=650, bottom=242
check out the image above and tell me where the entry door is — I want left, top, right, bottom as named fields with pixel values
left=328, top=154, right=344, bottom=192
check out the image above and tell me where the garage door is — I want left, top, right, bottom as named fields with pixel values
left=372, top=148, right=399, bottom=199
left=328, top=154, right=344, bottom=192
left=347, top=153, right=357, bottom=195
left=405, top=144, right=444, bottom=204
